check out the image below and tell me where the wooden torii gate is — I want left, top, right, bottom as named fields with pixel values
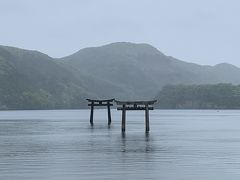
left=115, top=100, right=157, bottom=132
left=86, top=99, right=114, bottom=126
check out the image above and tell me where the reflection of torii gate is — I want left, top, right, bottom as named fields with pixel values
left=115, top=100, right=157, bottom=133
left=86, top=99, right=114, bottom=126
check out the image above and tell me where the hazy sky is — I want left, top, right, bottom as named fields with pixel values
left=0, top=0, right=239, bottom=66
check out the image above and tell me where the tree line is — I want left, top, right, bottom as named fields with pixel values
left=156, top=84, right=240, bottom=109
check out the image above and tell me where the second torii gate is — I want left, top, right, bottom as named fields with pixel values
left=115, top=100, right=157, bottom=132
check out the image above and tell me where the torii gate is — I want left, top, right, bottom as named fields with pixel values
left=86, top=99, right=114, bottom=126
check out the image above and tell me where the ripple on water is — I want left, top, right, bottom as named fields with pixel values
left=1, top=110, right=240, bottom=180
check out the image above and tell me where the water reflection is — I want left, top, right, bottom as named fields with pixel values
left=1, top=110, right=240, bottom=180
left=120, top=132, right=154, bottom=153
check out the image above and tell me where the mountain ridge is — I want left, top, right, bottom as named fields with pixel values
left=2, top=42, right=239, bottom=68
left=1, top=42, right=240, bottom=109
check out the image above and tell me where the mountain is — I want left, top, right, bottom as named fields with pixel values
left=58, top=42, right=165, bottom=100
left=0, top=45, right=92, bottom=109
left=59, top=42, right=240, bottom=99
left=1, top=42, right=240, bottom=109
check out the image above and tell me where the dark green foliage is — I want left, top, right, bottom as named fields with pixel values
left=0, top=45, right=91, bottom=110
left=2, top=42, right=240, bottom=110
left=156, top=84, right=240, bottom=109
left=59, top=42, right=240, bottom=100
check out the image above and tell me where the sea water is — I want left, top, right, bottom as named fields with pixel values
left=0, top=109, right=240, bottom=180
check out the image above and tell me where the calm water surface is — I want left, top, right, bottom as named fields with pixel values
left=0, top=110, right=240, bottom=180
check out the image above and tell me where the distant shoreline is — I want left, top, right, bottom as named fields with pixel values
left=1, top=108, right=240, bottom=111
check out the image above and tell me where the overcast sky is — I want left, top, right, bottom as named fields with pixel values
left=0, top=0, right=239, bottom=66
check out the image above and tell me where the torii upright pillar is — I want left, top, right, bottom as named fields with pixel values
left=115, top=100, right=157, bottom=133
left=86, top=99, right=114, bottom=125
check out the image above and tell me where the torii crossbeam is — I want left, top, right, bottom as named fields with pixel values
left=86, top=99, right=114, bottom=125
left=115, top=100, right=157, bottom=132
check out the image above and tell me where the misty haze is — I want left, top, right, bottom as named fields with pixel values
left=1, top=1, right=240, bottom=180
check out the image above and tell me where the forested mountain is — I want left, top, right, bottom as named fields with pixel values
left=0, top=45, right=91, bottom=109
left=155, top=84, right=240, bottom=109
left=59, top=42, right=240, bottom=100
left=1, top=42, right=240, bottom=109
